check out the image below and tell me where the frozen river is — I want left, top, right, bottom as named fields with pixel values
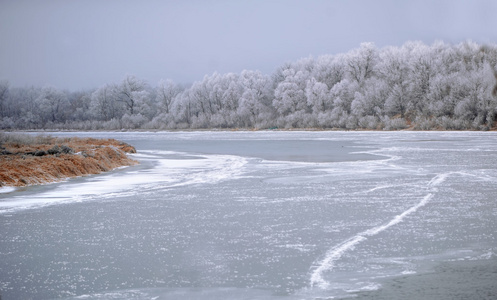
left=1, top=131, right=496, bottom=299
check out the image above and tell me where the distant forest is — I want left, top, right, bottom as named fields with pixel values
left=1, top=41, right=497, bottom=131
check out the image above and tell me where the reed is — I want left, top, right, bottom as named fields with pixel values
left=0, top=133, right=137, bottom=187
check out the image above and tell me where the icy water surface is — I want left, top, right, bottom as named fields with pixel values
left=0, top=131, right=496, bottom=299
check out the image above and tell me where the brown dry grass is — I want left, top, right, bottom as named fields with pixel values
left=0, top=135, right=138, bottom=187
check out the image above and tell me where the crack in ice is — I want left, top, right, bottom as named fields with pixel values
left=309, top=172, right=451, bottom=289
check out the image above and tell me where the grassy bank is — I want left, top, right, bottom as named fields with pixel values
left=0, top=133, right=138, bottom=187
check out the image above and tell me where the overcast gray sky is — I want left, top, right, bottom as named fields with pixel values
left=1, top=0, right=496, bottom=90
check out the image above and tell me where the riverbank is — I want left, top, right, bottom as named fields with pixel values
left=0, top=133, right=138, bottom=187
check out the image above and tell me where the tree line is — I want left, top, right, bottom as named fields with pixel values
left=1, top=41, right=497, bottom=131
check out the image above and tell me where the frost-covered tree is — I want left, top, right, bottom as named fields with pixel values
left=407, top=42, right=437, bottom=116
left=345, top=42, right=378, bottom=85
left=156, top=79, right=181, bottom=115
left=306, top=78, right=330, bottom=114
left=273, top=68, right=310, bottom=127
left=11, top=86, right=41, bottom=128
left=216, top=74, right=242, bottom=127
left=91, top=84, right=122, bottom=121
left=0, top=80, right=9, bottom=118
left=377, top=46, right=412, bottom=118
left=36, top=86, right=69, bottom=125
left=147, top=79, right=182, bottom=128
left=187, top=79, right=213, bottom=127
left=116, top=75, right=150, bottom=116
left=454, top=64, right=497, bottom=127
left=1, top=40, right=497, bottom=130
left=169, top=87, right=206, bottom=128
left=313, top=55, right=346, bottom=89
left=68, top=90, right=93, bottom=122
left=426, top=73, right=457, bottom=118
left=237, top=70, right=273, bottom=128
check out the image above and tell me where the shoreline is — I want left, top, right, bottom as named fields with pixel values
left=2, top=124, right=497, bottom=133
left=0, top=135, right=138, bottom=188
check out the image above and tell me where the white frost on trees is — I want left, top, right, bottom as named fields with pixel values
left=2, top=41, right=497, bottom=130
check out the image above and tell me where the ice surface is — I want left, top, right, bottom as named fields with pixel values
left=0, top=186, right=16, bottom=194
left=1, top=131, right=496, bottom=300
left=0, top=150, right=247, bottom=214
